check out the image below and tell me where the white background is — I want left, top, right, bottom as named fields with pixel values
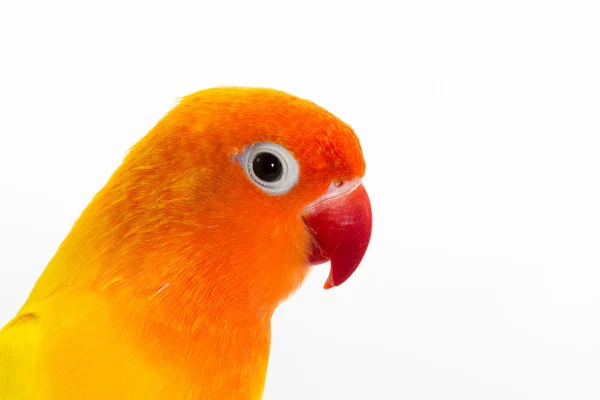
left=1, top=1, right=599, bottom=399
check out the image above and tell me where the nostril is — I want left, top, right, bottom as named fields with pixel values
left=327, top=178, right=361, bottom=198
left=305, top=178, right=363, bottom=211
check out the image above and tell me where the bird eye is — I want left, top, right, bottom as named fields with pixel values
left=240, top=142, right=300, bottom=195
left=253, top=152, right=283, bottom=182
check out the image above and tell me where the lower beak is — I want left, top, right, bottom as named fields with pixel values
left=302, top=179, right=373, bottom=289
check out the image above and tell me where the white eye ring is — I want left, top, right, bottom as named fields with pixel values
left=240, top=142, right=300, bottom=195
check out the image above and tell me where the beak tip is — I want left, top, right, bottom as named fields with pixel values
left=323, top=273, right=336, bottom=289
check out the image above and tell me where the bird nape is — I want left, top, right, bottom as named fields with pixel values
left=0, top=87, right=372, bottom=400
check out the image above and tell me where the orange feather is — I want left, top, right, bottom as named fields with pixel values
left=1, top=87, right=366, bottom=399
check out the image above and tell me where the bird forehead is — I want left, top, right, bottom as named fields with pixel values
left=178, top=88, right=365, bottom=175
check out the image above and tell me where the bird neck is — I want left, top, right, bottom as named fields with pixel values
left=27, top=224, right=275, bottom=398
left=110, top=289, right=273, bottom=399
left=21, top=168, right=310, bottom=398
left=21, top=189, right=301, bottom=398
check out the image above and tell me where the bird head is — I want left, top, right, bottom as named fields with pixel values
left=46, top=87, right=372, bottom=316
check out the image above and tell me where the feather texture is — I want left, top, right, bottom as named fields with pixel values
left=0, top=87, right=366, bottom=399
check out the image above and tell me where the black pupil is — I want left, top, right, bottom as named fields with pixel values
left=252, top=152, right=283, bottom=182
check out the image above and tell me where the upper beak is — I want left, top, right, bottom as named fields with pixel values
left=302, top=179, right=373, bottom=289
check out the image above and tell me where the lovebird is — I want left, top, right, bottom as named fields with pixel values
left=0, top=87, right=372, bottom=399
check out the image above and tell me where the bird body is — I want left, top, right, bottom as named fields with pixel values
left=0, top=87, right=372, bottom=399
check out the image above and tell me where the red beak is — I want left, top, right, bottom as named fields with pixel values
left=302, top=180, right=373, bottom=289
